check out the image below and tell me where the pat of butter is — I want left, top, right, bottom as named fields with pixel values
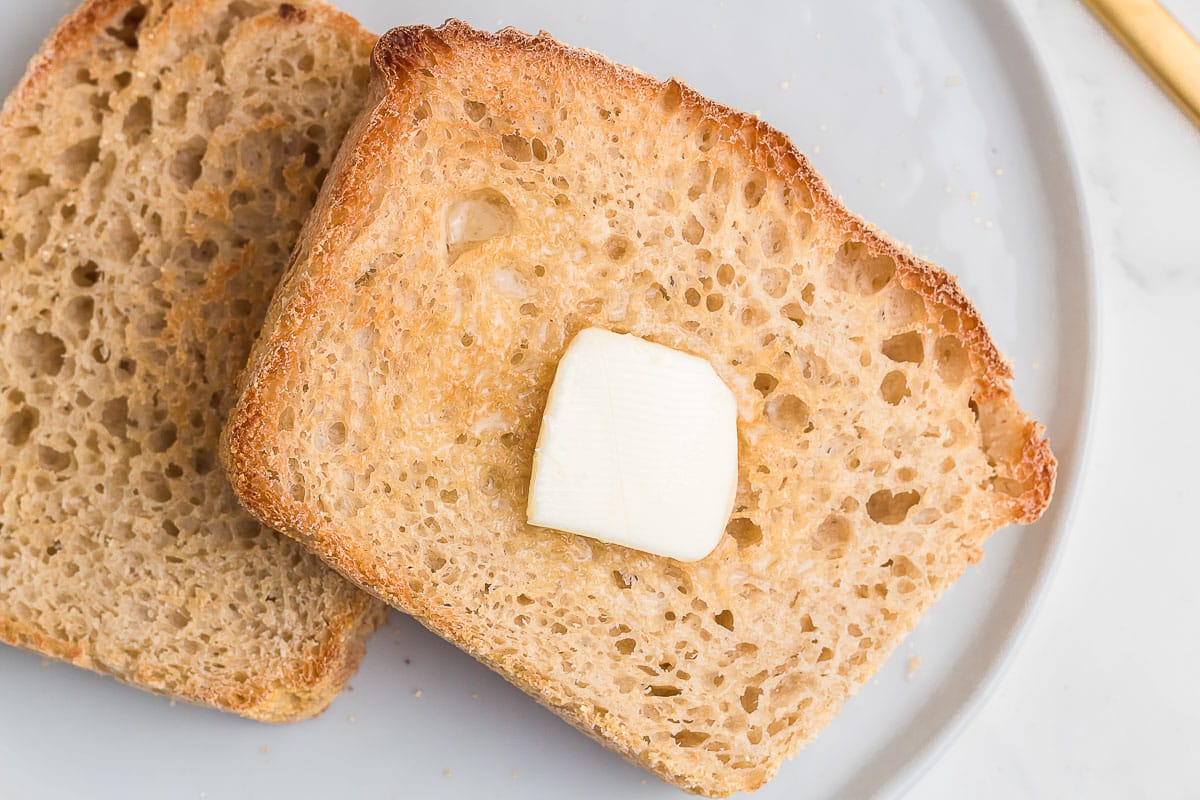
left=527, top=327, right=738, bottom=562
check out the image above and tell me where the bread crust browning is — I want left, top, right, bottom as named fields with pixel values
left=224, top=20, right=1056, bottom=790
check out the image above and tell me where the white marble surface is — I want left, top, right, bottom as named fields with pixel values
left=911, top=1, right=1200, bottom=797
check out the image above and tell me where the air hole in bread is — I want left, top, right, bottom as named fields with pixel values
left=170, top=136, right=207, bottom=189
left=106, top=3, right=146, bottom=49
left=445, top=188, right=516, bottom=264
left=463, top=99, right=487, bottom=122
left=934, top=335, right=969, bottom=385
left=3, top=407, right=38, bottom=446
left=780, top=302, right=805, bottom=327
left=881, top=286, right=927, bottom=327
left=612, top=569, right=635, bottom=589
left=758, top=219, right=790, bottom=260
left=817, top=647, right=834, bottom=663
left=603, top=234, right=631, bottom=262
left=685, top=288, right=701, bottom=307
left=122, top=97, right=153, bottom=145
left=674, top=729, right=710, bottom=748
left=866, top=489, right=920, bottom=525
left=530, top=138, right=549, bottom=161
left=880, top=370, right=910, bottom=405
left=740, top=686, right=762, bottom=713
left=833, top=242, right=895, bottom=295
left=501, top=134, right=532, bottom=162
left=753, top=374, right=778, bottom=396
left=65, top=297, right=94, bottom=338
left=14, top=328, right=66, bottom=376
left=705, top=293, right=723, bottom=312
left=59, top=137, right=101, bottom=183
left=812, top=515, right=853, bottom=558
left=660, top=80, right=683, bottom=114
left=881, top=331, right=924, bottom=364
left=716, top=263, right=735, bottom=286
left=765, top=394, right=811, bottom=433
left=682, top=215, right=704, bottom=245
left=714, top=610, right=734, bottom=631
left=743, top=175, right=765, bottom=208
left=146, top=422, right=176, bottom=453
left=649, top=684, right=681, bottom=697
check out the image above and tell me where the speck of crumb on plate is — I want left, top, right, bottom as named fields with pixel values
left=471, top=692, right=479, bottom=700
left=969, top=191, right=979, bottom=204
left=443, top=769, right=453, bottom=778
left=906, top=656, right=922, bottom=680
left=985, top=220, right=994, bottom=229
left=260, top=746, right=270, bottom=754
left=994, top=167, right=1004, bottom=176
left=347, top=714, right=357, bottom=724
left=812, top=144, right=822, bottom=154
left=404, top=657, right=411, bottom=666
left=945, top=76, right=962, bottom=87
left=944, top=185, right=953, bottom=194
left=974, top=216, right=983, bottom=224
left=879, top=85, right=888, bottom=94
left=1032, top=361, right=1042, bottom=370
left=819, top=122, right=829, bottom=132
left=169, top=700, right=177, bottom=707
left=779, top=80, right=790, bottom=90
left=413, top=688, right=423, bottom=698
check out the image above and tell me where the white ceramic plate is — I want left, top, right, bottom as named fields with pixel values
left=0, top=1, right=1094, bottom=798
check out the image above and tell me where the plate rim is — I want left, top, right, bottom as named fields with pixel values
left=880, top=1, right=1100, bottom=796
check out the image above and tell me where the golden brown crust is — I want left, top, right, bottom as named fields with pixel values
left=224, top=19, right=1056, bottom=790
left=0, top=0, right=383, bottom=723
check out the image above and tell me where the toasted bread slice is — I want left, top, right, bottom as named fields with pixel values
left=224, top=21, right=1055, bottom=789
left=0, top=0, right=385, bottom=721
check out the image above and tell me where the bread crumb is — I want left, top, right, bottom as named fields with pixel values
left=944, top=185, right=953, bottom=194
left=641, top=779, right=648, bottom=785
left=994, top=168, right=1004, bottom=176
left=984, top=220, right=994, bottom=229
left=260, top=746, right=270, bottom=754
left=412, top=688, right=423, bottom=698
left=779, top=80, right=790, bottom=91
left=169, top=699, right=177, bottom=707
left=40, top=657, right=50, bottom=667
left=403, top=657, right=411, bottom=666
left=812, top=144, right=822, bottom=155
left=471, top=692, right=479, bottom=700
left=512, top=770, right=520, bottom=779
left=879, top=85, right=888, bottom=95
left=579, top=14, right=589, bottom=22
left=973, top=216, right=983, bottom=224
left=969, top=191, right=979, bottom=204
left=945, top=76, right=962, bottom=87
left=815, top=31, right=823, bottom=40
left=819, top=122, right=829, bottom=132
left=1032, top=361, right=1041, bottom=370
left=710, top=22, right=719, bottom=31
left=906, top=656, right=922, bottom=680
left=347, top=714, right=357, bottom=724
left=443, top=769, right=453, bottom=778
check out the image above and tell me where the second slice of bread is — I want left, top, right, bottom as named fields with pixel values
left=0, top=0, right=384, bottom=721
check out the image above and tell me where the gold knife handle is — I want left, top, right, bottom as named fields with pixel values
left=1082, top=0, right=1200, bottom=128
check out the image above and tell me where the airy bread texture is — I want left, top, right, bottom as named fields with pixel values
left=0, top=0, right=384, bottom=721
left=225, top=21, right=1056, bottom=790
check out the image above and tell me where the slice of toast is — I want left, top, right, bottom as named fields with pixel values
left=224, top=21, right=1056, bottom=789
left=0, top=0, right=385, bottom=721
